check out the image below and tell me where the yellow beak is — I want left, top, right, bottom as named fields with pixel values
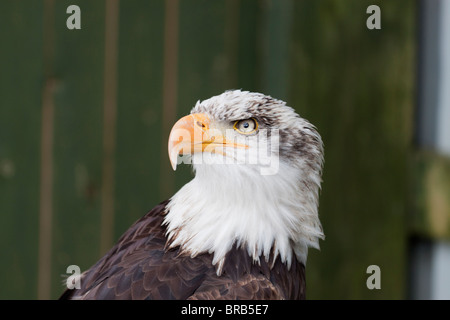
left=168, top=113, right=248, bottom=170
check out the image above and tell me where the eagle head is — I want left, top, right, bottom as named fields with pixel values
left=164, top=90, right=324, bottom=274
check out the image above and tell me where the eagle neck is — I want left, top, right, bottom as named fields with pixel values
left=163, top=162, right=323, bottom=274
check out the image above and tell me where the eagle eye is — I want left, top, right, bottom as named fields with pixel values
left=233, top=118, right=258, bottom=134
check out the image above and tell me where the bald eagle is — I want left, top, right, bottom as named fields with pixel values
left=60, top=90, right=324, bottom=300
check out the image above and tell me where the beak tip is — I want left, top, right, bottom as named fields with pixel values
left=169, top=148, right=178, bottom=171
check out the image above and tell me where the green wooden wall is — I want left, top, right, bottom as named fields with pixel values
left=289, top=0, right=415, bottom=299
left=0, top=0, right=415, bottom=299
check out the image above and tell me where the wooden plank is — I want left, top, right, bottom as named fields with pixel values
left=50, top=0, right=105, bottom=298
left=235, top=0, right=263, bottom=92
left=100, top=0, right=119, bottom=258
left=259, top=0, right=293, bottom=100
left=0, top=0, right=44, bottom=300
left=159, top=0, right=179, bottom=202
left=288, top=0, right=415, bottom=299
left=411, top=152, right=450, bottom=239
left=37, top=0, right=56, bottom=300
left=174, top=0, right=229, bottom=189
left=113, top=0, right=166, bottom=240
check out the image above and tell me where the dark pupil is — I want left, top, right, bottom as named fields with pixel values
left=243, top=122, right=249, bottom=129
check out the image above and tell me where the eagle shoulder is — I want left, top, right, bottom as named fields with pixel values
left=60, top=200, right=305, bottom=300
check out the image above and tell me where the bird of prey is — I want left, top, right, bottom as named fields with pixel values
left=60, top=90, right=324, bottom=300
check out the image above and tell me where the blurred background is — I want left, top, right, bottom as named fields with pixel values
left=0, top=0, right=449, bottom=300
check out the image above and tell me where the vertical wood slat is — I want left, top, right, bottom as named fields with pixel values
left=159, top=0, right=179, bottom=200
left=224, top=0, right=240, bottom=88
left=37, top=82, right=55, bottom=300
left=0, top=0, right=44, bottom=300
left=113, top=1, right=165, bottom=240
left=37, top=0, right=55, bottom=300
left=259, top=0, right=293, bottom=100
left=50, top=0, right=106, bottom=298
left=100, top=0, right=120, bottom=255
left=234, top=0, right=262, bottom=92
left=174, top=0, right=228, bottom=191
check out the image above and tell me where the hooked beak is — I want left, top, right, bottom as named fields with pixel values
left=168, top=113, right=248, bottom=170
